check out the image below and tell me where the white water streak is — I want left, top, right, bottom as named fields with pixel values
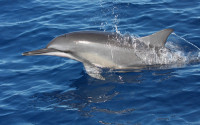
left=172, top=32, right=200, bottom=51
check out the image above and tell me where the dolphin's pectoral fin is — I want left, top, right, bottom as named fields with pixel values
left=138, top=29, right=174, bottom=48
left=83, top=63, right=105, bottom=80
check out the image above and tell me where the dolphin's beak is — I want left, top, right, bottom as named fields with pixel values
left=22, top=48, right=58, bottom=56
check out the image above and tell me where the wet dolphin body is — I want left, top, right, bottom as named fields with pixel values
left=23, top=29, right=173, bottom=79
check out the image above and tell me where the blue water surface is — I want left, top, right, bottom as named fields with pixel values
left=1, top=0, right=200, bottom=125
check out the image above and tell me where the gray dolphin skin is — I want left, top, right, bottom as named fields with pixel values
left=23, top=29, right=173, bottom=79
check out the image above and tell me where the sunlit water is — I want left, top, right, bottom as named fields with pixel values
left=0, top=0, right=200, bottom=125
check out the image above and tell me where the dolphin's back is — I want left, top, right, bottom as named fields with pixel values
left=46, top=31, right=122, bottom=51
left=66, top=31, right=121, bottom=44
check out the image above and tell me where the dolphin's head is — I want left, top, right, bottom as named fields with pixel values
left=22, top=34, right=76, bottom=59
left=46, top=34, right=71, bottom=51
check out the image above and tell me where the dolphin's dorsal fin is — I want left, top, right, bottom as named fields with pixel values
left=138, top=29, right=174, bottom=47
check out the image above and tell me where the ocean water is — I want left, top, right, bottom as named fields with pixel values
left=1, top=0, right=200, bottom=125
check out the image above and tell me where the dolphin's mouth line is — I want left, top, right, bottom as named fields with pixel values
left=22, top=48, right=70, bottom=56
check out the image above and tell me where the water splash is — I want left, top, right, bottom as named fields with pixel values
left=172, top=33, right=200, bottom=51
left=112, top=7, right=120, bottom=34
left=98, top=0, right=121, bottom=33
left=172, top=32, right=200, bottom=63
left=115, top=33, right=200, bottom=67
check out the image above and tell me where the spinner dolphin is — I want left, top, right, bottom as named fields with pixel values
left=23, top=29, right=174, bottom=79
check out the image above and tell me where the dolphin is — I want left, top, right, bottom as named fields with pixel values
left=23, top=29, right=173, bottom=79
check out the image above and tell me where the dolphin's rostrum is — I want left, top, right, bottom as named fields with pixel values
left=23, top=29, right=173, bottom=79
